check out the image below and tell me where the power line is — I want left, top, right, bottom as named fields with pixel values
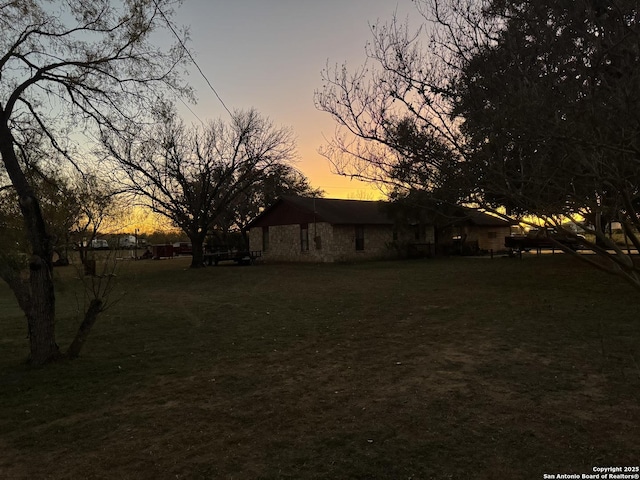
left=152, top=0, right=233, bottom=118
left=178, top=96, right=205, bottom=125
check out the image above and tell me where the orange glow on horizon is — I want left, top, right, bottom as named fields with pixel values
left=107, top=143, right=386, bottom=235
left=295, top=144, right=386, bottom=201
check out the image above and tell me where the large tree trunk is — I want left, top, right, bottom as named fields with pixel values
left=189, top=233, right=206, bottom=268
left=26, top=256, right=60, bottom=365
left=0, top=119, right=60, bottom=365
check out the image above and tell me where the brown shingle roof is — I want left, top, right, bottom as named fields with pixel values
left=283, top=196, right=392, bottom=224
left=248, top=196, right=393, bottom=228
left=248, top=196, right=514, bottom=228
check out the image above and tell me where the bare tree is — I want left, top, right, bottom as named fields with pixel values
left=314, top=2, right=482, bottom=192
left=0, top=0, right=189, bottom=365
left=315, top=0, right=640, bottom=290
left=104, top=108, right=297, bottom=267
left=215, top=163, right=324, bottom=248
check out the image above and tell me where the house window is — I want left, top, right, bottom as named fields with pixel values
left=413, top=225, right=420, bottom=241
left=355, top=226, right=365, bottom=251
left=262, top=226, right=269, bottom=251
left=300, top=223, right=309, bottom=251
left=487, top=231, right=497, bottom=239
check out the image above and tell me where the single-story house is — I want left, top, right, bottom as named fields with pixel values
left=247, top=196, right=514, bottom=262
left=247, top=196, right=434, bottom=263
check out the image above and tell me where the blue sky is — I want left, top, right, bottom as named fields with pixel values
left=173, top=0, right=417, bottom=198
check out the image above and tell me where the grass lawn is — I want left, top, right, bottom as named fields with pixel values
left=0, top=255, right=639, bottom=479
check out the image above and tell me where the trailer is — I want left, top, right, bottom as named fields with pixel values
left=204, top=249, right=262, bottom=266
left=118, top=235, right=138, bottom=249
left=151, top=244, right=175, bottom=259
left=90, top=239, right=109, bottom=250
left=505, top=228, right=584, bottom=253
left=173, top=242, right=193, bottom=256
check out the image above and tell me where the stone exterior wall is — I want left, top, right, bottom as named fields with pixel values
left=249, top=223, right=434, bottom=262
left=463, top=225, right=511, bottom=252
left=249, top=222, right=429, bottom=262
left=249, top=222, right=335, bottom=263
left=331, top=224, right=397, bottom=262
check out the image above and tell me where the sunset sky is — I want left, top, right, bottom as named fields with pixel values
left=172, top=0, right=417, bottom=199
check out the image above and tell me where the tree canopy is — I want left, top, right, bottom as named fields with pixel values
left=316, top=0, right=640, bottom=289
left=104, top=108, right=298, bottom=268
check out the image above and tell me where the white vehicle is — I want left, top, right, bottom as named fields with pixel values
left=119, top=235, right=138, bottom=249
